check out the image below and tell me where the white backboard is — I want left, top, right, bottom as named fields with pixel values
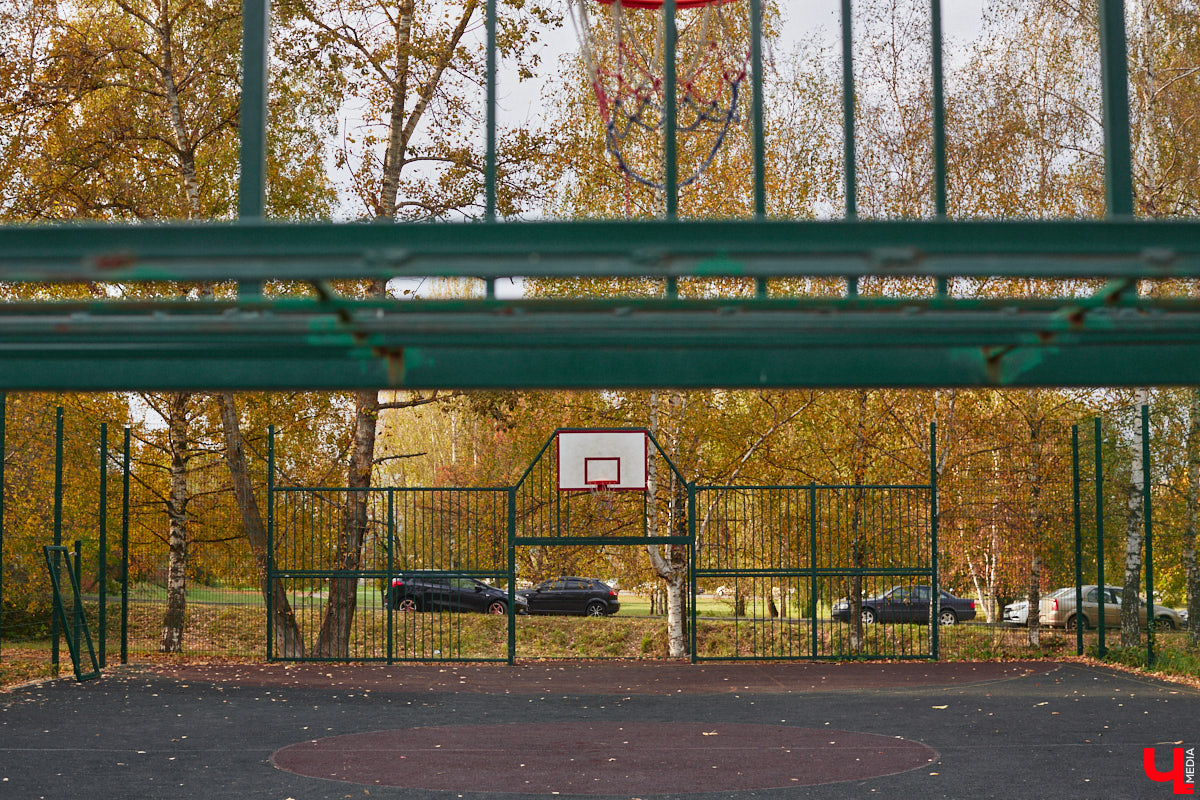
left=557, top=430, right=648, bottom=491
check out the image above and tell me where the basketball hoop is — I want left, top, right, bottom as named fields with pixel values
left=589, top=481, right=619, bottom=521
left=567, top=0, right=750, bottom=191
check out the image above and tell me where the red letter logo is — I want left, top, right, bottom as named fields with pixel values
left=1144, top=748, right=1196, bottom=795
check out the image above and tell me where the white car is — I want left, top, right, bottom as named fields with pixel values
left=1003, top=587, right=1074, bottom=625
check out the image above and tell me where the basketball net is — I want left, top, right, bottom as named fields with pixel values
left=589, top=482, right=618, bottom=521
left=568, top=0, right=750, bottom=193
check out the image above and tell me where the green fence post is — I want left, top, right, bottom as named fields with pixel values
left=387, top=489, right=394, bottom=665
left=1095, top=416, right=1105, bottom=659
left=664, top=0, right=679, bottom=218
left=1097, top=0, right=1134, bottom=217
left=485, top=0, right=497, bottom=221
left=267, top=425, right=275, bottom=661
left=809, top=482, right=818, bottom=658
left=1142, top=405, right=1153, bottom=666
left=750, top=0, right=765, bottom=218
left=840, top=0, right=857, bottom=219
left=1073, top=424, right=1083, bottom=656
left=931, top=0, right=947, bottom=297
left=236, top=0, right=269, bottom=298
left=52, top=406, right=64, bottom=671
left=72, top=540, right=83, bottom=660
left=99, top=422, right=107, bottom=667
left=507, top=487, right=517, bottom=665
left=930, top=420, right=939, bottom=661
left=0, top=392, right=5, bottom=662
left=121, top=426, right=130, bottom=664
left=689, top=482, right=697, bottom=663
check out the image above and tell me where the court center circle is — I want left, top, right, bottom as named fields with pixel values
left=273, top=721, right=938, bottom=794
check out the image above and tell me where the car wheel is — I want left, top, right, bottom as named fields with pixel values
left=938, top=609, right=958, bottom=626
left=1065, top=614, right=1088, bottom=631
left=585, top=601, right=607, bottom=617
left=861, top=608, right=876, bottom=625
left=487, top=600, right=507, bottom=615
left=397, top=597, right=420, bottom=613
left=1155, top=616, right=1176, bottom=631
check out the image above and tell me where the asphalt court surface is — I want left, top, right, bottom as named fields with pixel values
left=0, top=659, right=1195, bottom=799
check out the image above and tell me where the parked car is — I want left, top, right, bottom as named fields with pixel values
left=1035, top=585, right=1181, bottom=631
left=386, top=573, right=524, bottom=615
left=517, top=577, right=620, bottom=616
left=1003, top=587, right=1076, bottom=625
left=831, top=585, right=976, bottom=626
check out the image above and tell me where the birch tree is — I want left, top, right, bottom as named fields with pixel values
left=1121, top=390, right=1151, bottom=646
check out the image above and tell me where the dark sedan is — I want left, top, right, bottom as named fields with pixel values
left=831, top=585, right=976, bottom=626
left=518, top=577, right=620, bottom=616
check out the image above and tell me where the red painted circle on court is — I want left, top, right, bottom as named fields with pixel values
left=273, top=721, right=938, bottom=794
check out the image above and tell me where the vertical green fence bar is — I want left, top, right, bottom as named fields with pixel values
left=485, top=0, right=497, bottom=221
left=840, top=0, right=858, bottom=298
left=99, top=423, right=107, bottom=667
left=52, top=406, right=63, bottom=670
left=1073, top=425, right=1083, bottom=656
left=72, top=541, right=83, bottom=666
left=688, top=482, right=697, bottom=663
left=840, top=0, right=857, bottom=219
left=238, top=0, right=270, bottom=297
left=1094, top=416, right=1105, bottom=658
left=386, top=489, right=394, bottom=664
left=0, top=392, right=4, bottom=662
left=750, top=0, right=765, bottom=218
left=238, top=0, right=269, bottom=215
left=809, top=482, right=818, bottom=658
left=930, top=0, right=946, bottom=217
left=1142, top=405, right=1153, bottom=666
left=507, top=487, right=517, bottom=665
left=121, top=426, right=130, bottom=664
left=267, top=425, right=275, bottom=661
left=930, top=421, right=939, bottom=660
left=1097, top=0, right=1133, bottom=216
left=930, top=0, right=948, bottom=297
left=663, top=0, right=678, bottom=217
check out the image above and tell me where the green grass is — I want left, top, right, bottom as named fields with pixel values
left=6, top=596, right=1198, bottom=690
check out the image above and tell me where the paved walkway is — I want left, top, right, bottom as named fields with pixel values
left=0, top=660, right=1195, bottom=799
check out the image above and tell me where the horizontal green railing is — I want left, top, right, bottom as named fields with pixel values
left=0, top=0, right=1185, bottom=391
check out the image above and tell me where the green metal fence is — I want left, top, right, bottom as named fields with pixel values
left=2, top=2, right=1199, bottom=390
left=263, top=427, right=943, bottom=664
left=3, top=407, right=1190, bottom=672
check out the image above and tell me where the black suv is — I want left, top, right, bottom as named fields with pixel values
left=517, top=577, right=620, bottom=616
left=386, top=573, right=520, bottom=615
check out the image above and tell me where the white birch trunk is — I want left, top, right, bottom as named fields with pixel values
left=1121, top=390, right=1149, bottom=646
left=645, top=391, right=688, bottom=658
left=160, top=392, right=189, bottom=652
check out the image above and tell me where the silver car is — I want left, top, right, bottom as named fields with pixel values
left=1040, top=585, right=1181, bottom=631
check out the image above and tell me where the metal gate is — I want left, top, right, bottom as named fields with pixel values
left=692, top=483, right=936, bottom=661
left=268, top=427, right=937, bottom=663
left=270, top=485, right=510, bottom=663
